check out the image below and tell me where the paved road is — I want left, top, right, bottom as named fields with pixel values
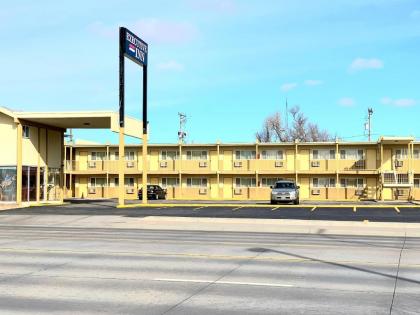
left=3, top=200, right=420, bottom=222
left=0, top=224, right=419, bottom=314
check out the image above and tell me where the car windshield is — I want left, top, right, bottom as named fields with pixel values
left=275, top=182, right=295, bottom=189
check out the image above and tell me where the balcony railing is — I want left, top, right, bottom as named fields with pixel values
left=65, top=160, right=139, bottom=172
left=382, top=172, right=412, bottom=187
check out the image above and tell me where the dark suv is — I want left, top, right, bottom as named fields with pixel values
left=138, top=185, right=167, bottom=200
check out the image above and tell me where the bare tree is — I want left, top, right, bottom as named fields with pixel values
left=256, top=106, right=333, bottom=142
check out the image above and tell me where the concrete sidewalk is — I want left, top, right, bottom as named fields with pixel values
left=1, top=212, right=420, bottom=237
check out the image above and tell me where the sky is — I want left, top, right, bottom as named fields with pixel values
left=1, top=0, right=419, bottom=144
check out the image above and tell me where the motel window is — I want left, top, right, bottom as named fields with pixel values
left=414, top=178, right=420, bottom=188
left=161, top=178, right=179, bottom=188
left=261, top=150, right=283, bottom=160
left=186, top=150, right=208, bottom=160
left=312, top=149, right=335, bottom=160
left=235, top=150, right=256, bottom=160
left=161, top=150, right=179, bottom=160
left=22, top=125, right=30, bottom=138
left=261, top=178, right=284, bottom=187
left=340, top=178, right=364, bottom=188
left=395, top=149, right=408, bottom=160
left=125, top=151, right=135, bottom=161
left=235, top=177, right=256, bottom=188
left=312, top=178, right=336, bottom=188
left=91, top=152, right=106, bottom=161
left=414, top=150, right=420, bottom=159
left=340, top=149, right=364, bottom=160
left=89, top=178, right=106, bottom=187
left=114, top=151, right=135, bottom=160
left=187, top=178, right=208, bottom=188
left=112, top=178, right=135, bottom=187
left=125, top=178, right=134, bottom=187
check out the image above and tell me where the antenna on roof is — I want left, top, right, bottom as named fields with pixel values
left=285, top=98, right=289, bottom=131
left=364, top=108, right=373, bottom=141
left=178, top=113, right=187, bottom=144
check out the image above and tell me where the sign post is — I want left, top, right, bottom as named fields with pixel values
left=118, top=27, right=148, bottom=206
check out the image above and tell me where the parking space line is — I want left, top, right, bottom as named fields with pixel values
left=232, top=206, right=244, bottom=211
left=353, top=206, right=357, bottom=213
left=394, top=207, right=401, bottom=214
left=193, top=206, right=206, bottom=211
left=271, top=206, right=280, bottom=211
left=310, top=207, right=317, bottom=212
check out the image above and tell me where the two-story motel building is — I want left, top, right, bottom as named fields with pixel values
left=64, top=138, right=420, bottom=202
left=2, top=106, right=420, bottom=204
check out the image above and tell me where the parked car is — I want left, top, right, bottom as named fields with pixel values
left=138, top=185, right=167, bottom=200
left=270, top=180, right=300, bottom=205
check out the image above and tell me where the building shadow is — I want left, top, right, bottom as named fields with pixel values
left=247, top=247, right=420, bottom=285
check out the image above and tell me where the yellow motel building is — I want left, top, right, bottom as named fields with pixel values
left=1, top=106, right=420, bottom=204
left=64, top=138, right=420, bottom=202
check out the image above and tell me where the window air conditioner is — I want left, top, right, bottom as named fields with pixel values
left=88, top=187, right=96, bottom=194
left=160, top=161, right=168, bottom=168
left=234, top=161, right=242, bottom=167
left=126, top=187, right=134, bottom=194
left=395, top=160, right=403, bottom=168
left=199, top=161, right=208, bottom=167
left=275, top=161, right=283, bottom=167
left=126, top=161, right=135, bottom=168
left=311, top=161, right=320, bottom=167
left=234, top=188, right=242, bottom=195
left=311, top=189, right=320, bottom=195
left=88, top=161, right=96, bottom=168
left=199, top=188, right=207, bottom=195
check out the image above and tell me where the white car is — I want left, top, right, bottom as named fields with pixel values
left=270, top=180, right=300, bottom=205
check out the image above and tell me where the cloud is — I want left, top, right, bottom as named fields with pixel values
left=381, top=97, right=417, bottom=107
left=88, top=19, right=198, bottom=44
left=157, top=60, right=184, bottom=71
left=411, top=10, right=420, bottom=18
left=281, top=83, right=298, bottom=92
left=304, top=80, right=323, bottom=86
left=349, top=58, right=384, bottom=72
left=338, top=97, right=355, bottom=107
left=187, top=0, right=236, bottom=13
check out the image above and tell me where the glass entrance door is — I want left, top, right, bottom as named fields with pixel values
left=22, top=166, right=37, bottom=202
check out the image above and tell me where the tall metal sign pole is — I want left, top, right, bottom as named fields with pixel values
left=119, top=27, right=148, bottom=206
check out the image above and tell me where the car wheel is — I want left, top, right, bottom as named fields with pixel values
left=294, top=199, right=299, bottom=205
left=270, top=200, right=276, bottom=205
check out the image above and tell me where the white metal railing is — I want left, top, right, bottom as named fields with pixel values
left=382, top=172, right=412, bottom=186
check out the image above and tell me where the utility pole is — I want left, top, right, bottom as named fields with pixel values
left=178, top=113, right=187, bottom=144
left=365, top=108, right=373, bottom=141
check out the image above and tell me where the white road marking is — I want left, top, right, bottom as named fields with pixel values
left=153, top=278, right=294, bottom=287
left=193, top=206, right=205, bottom=211
left=232, top=206, right=244, bottom=211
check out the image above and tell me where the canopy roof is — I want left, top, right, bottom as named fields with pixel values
left=0, top=107, right=143, bottom=139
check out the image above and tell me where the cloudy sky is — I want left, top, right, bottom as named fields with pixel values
left=1, top=0, right=419, bottom=143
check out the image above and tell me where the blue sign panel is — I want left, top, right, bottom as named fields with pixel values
left=123, top=28, right=148, bottom=66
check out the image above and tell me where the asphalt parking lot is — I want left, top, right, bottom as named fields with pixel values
left=2, top=200, right=420, bottom=223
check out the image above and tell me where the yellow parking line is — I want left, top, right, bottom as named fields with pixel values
left=310, top=207, right=317, bottom=212
left=232, top=206, right=244, bottom=211
left=394, top=207, right=401, bottom=214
